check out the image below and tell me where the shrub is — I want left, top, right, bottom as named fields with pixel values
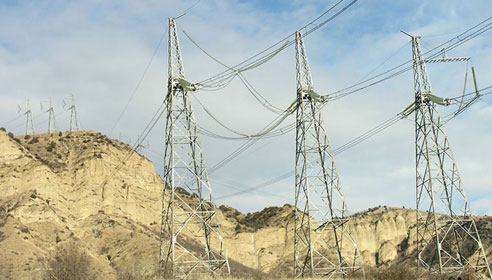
left=0, top=127, right=5, bottom=132
left=20, top=226, right=30, bottom=233
left=239, top=206, right=281, bottom=230
left=7, top=132, right=14, bottom=138
left=47, top=142, right=56, bottom=152
left=42, top=242, right=95, bottom=280
left=115, top=263, right=146, bottom=280
left=366, top=266, right=419, bottom=280
left=99, top=246, right=109, bottom=255
left=28, top=136, right=39, bottom=144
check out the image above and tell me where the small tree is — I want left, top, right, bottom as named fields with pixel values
left=43, top=242, right=95, bottom=280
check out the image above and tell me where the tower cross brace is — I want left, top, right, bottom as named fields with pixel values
left=293, top=30, right=364, bottom=279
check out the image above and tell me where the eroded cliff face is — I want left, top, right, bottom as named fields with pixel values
left=352, top=207, right=417, bottom=266
left=220, top=204, right=492, bottom=277
left=219, top=205, right=418, bottom=275
left=0, top=130, right=164, bottom=279
left=219, top=204, right=297, bottom=275
left=1, top=130, right=491, bottom=279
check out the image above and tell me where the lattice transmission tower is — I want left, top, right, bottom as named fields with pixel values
left=19, top=100, right=34, bottom=135
left=293, top=30, right=364, bottom=279
left=64, top=94, right=79, bottom=132
left=408, top=33, right=492, bottom=278
left=43, top=98, right=58, bottom=133
left=159, top=18, right=230, bottom=279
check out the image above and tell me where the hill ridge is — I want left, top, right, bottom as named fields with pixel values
left=1, top=130, right=491, bottom=279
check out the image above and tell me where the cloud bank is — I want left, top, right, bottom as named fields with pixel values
left=1, top=0, right=491, bottom=214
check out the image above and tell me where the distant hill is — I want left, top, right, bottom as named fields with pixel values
left=0, top=130, right=491, bottom=279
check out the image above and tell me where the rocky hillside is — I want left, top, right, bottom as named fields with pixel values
left=0, top=130, right=165, bottom=279
left=0, top=130, right=491, bottom=279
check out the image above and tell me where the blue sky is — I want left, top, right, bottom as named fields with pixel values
left=1, top=0, right=491, bottom=215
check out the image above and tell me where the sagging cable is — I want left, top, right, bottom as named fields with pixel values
left=193, top=94, right=298, bottom=138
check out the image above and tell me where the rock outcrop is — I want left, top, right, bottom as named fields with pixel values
left=0, top=130, right=491, bottom=279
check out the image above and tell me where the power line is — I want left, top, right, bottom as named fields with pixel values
left=178, top=12, right=492, bottom=127
left=1, top=114, right=23, bottom=128
left=208, top=85, right=492, bottom=200
left=9, top=111, right=43, bottom=134
left=237, top=72, right=285, bottom=114
left=105, top=0, right=204, bottom=138
left=203, top=111, right=296, bottom=174
left=192, top=93, right=297, bottom=138
left=179, top=0, right=202, bottom=16
left=332, top=114, right=403, bottom=155
left=321, top=16, right=492, bottom=101
left=96, top=82, right=492, bottom=204
left=98, top=99, right=167, bottom=199
left=108, top=30, right=167, bottom=136
left=206, top=115, right=400, bottom=202
left=214, top=171, right=294, bottom=200
left=198, top=81, right=492, bottom=176
left=188, top=0, right=358, bottom=88
left=57, top=8, right=492, bottom=211
left=355, top=41, right=410, bottom=84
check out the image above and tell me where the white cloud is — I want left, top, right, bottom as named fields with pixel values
left=1, top=0, right=491, bottom=215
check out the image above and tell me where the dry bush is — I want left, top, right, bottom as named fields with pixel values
left=28, top=136, right=39, bottom=144
left=43, top=242, right=96, bottom=280
left=365, top=266, right=419, bottom=280
left=364, top=265, right=482, bottom=280
left=116, top=268, right=145, bottom=280
left=115, top=262, right=148, bottom=280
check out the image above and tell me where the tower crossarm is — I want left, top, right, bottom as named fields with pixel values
left=424, top=57, right=470, bottom=63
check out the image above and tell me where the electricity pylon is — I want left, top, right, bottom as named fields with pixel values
left=20, top=100, right=34, bottom=135
left=408, top=33, right=492, bottom=278
left=293, top=30, right=364, bottom=279
left=159, top=18, right=230, bottom=279
left=66, top=95, right=79, bottom=132
left=43, top=98, right=57, bottom=133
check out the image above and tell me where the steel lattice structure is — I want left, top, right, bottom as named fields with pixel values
left=159, top=18, right=230, bottom=279
left=410, top=34, right=492, bottom=278
left=293, top=30, right=364, bottom=279
left=24, top=100, right=34, bottom=135
left=46, top=98, right=57, bottom=133
left=68, top=95, right=79, bottom=132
